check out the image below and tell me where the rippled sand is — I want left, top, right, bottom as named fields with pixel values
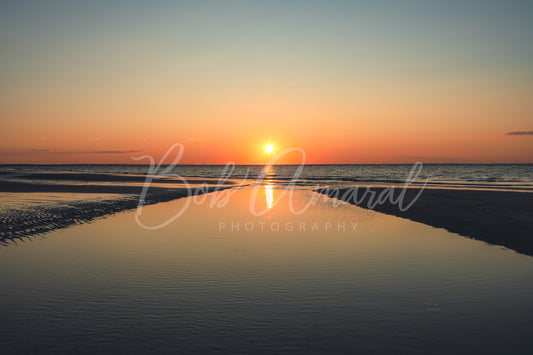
left=0, top=172, right=236, bottom=245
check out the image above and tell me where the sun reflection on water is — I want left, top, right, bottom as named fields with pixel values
left=265, top=184, right=274, bottom=209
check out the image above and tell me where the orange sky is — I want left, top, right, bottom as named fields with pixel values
left=1, top=1, right=532, bottom=164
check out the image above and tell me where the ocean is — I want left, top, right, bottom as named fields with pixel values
left=2, top=163, right=533, bottom=191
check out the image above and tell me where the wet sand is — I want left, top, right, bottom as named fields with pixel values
left=318, top=186, right=533, bottom=256
left=0, top=179, right=233, bottom=245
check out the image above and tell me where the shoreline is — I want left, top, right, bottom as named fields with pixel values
left=318, top=186, right=533, bottom=256
left=2, top=173, right=532, bottom=255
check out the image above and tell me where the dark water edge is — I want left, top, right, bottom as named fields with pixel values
left=318, top=187, right=533, bottom=257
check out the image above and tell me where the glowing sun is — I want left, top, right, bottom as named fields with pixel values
left=265, top=144, right=274, bottom=153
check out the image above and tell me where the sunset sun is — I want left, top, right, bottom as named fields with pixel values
left=265, top=144, right=274, bottom=153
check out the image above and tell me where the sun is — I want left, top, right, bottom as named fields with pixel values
left=265, top=144, right=274, bottom=153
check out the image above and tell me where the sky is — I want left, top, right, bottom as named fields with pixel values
left=1, top=0, right=532, bottom=164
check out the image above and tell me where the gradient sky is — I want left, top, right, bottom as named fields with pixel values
left=1, top=0, right=532, bottom=164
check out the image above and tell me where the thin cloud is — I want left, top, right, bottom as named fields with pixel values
left=63, top=150, right=142, bottom=154
left=506, top=131, right=533, bottom=136
left=14, top=149, right=141, bottom=154
left=24, top=150, right=142, bottom=154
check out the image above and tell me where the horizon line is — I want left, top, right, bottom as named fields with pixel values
left=1, top=162, right=532, bottom=166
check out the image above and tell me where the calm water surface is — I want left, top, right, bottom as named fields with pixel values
left=1, top=185, right=533, bottom=354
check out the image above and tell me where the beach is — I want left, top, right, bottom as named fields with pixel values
left=1, top=182, right=533, bottom=353
left=2, top=168, right=532, bottom=257
left=1, top=166, right=533, bottom=354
